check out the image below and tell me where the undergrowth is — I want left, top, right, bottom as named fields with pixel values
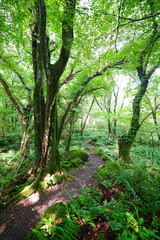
left=26, top=160, right=160, bottom=239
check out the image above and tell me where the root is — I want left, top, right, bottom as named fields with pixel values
left=4, top=170, right=44, bottom=206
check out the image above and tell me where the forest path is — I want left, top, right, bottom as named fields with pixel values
left=0, top=140, right=103, bottom=240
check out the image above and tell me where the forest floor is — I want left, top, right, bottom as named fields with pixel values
left=0, top=140, right=104, bottom=240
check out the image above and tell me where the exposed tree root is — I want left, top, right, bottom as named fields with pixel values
left=4, top=170, right=44, bottom=206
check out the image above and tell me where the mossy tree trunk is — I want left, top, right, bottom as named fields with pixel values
left=33, top=0, right=76, bottom=173
left=65, top=106, right=76, bottom=152
left=20, top=121, right=34, bottom=158
left=31, top=18, right=45, bottom=165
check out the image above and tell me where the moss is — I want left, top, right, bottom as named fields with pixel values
left=94, top=161, right=121, bottom=189
left=68, top=149, right=89, bottom=162
left=100, top=161, right=121, bottom=176
left=26, top=202, right=67, bottom=239
left=101, top=154, right=113, bottom=161
left=41, top=202, right=67, bottom=221
left=62, top=158, right=83, bottom=171
left=40, top=173, right=61, bottom=189
left=5, top=170, right=44, bottom=206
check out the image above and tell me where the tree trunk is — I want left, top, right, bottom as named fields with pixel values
left=113, top=119, right=117, bottom=139
left=118, top=136, right=132, bottom=163
left=20, top=122, right=34, bottom=158
left=107, top=96, right=112, bottom=140
left=152, top=110, right=160, bottom=148
left=34, top=0, right=76, bottom=173
left=46, top=99, right=61, bottom=173
left=65, top=120, right=74, bottom=152
left=32, top=20, right=45, bottom=165
left=118, top=78, right=149, bottom=162
left=58, top=101, right=73, bottom=143
left=80, top=98, right=95, bottom=136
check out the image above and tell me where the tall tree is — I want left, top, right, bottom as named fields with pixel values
left=33, top=0, right=77, bottom=173
left=118, top=24, right=160, bottom=162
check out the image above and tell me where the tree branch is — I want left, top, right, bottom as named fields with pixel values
left=0, top=57, right=31, bottom=93
left=79, top=7, right=160, bottom=22
left=60, top=68, right=82, bottom=87
left=139, top=103, right=160, bottom=127
left=0, top=74, right=26, bottom=124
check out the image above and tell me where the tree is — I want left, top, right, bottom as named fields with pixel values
left=118, top=23, right=160, bottom=162
left=32, top=0, right=77, bottom=173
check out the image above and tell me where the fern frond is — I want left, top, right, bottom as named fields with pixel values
left=30, top=229, right=47, bottom=240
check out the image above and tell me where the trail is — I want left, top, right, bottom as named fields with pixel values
left=0, top=141, right=103, bottom=240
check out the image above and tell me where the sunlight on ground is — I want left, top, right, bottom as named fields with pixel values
left=27, top=192, right=40, bottom=204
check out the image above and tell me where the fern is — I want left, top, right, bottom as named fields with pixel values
left=50, top=217, right=80, bottom=240
left=26, top=229, right=47, bottom=240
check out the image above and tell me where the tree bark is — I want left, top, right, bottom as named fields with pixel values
left=32, top=19, right=45, bottom=165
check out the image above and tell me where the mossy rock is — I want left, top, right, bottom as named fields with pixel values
left=68, top=149, right=89, bottom=162
left=41, top=202, right=67, bottom=221
left=94, top=161, right=121, bottom=189
left=95, top=161, right=121, bottom=180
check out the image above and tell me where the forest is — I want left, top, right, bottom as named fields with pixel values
left=0, top=0, right=160, bottom=239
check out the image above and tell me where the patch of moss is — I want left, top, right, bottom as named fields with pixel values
left=68, top=149, right=89, bottom=162
left=41, top=202, right=67, bottom=221
left=94, top=161, right=121, bottom=189
left=40, top=173, right=61, bottom=189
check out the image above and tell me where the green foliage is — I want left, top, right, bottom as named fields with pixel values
left=94, top=161, right=121, bottom=189
left=116, top=163, right=160, bottom=219
left=26, top=202, right=79, bottom=240
left=25, top=229, right=47, bottom=240
left=61, top=148, right=89, bottom=171
left=68, top=148, right=89, bottom=162
left=131, top=144, right=160, bottom=165
left=49, top=217, right=80, bottom=240
left=29, top=157, right=160, bottom=239
left=94, top=147, right=117, bottom=161
left=68, top=186, right=103, bottom=225
left=0, top=135, right=21, bottom=152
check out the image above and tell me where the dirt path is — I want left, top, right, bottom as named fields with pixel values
left=0, top=141, right=103, bottom=240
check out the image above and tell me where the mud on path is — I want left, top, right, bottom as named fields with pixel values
left=0, top=141, right=103, bottom=240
